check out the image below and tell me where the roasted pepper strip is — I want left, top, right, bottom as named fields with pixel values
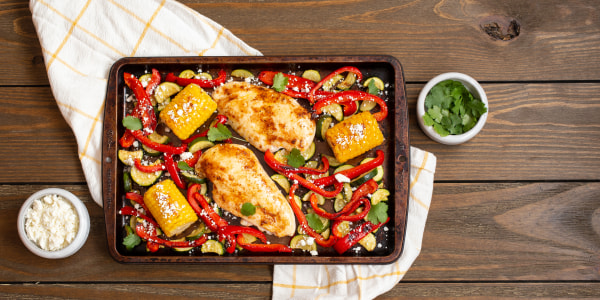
left=333, top=217, right=389, bottom=254
left=133, top=158, right=166, bottom=173
left=135, top=223, right=207, bottom=248
left=165, top=70, right=227, bottom=88
left=193, top=193, right=228, bottom=230
left=129, top=130, right=187, bottom=154
left=124, top=72, right=157, bottom=133
left=218, top=225, right=267, bottom=244
left=264, top=150, right=329, bottom=175
left=288, top=183, right=338, bottom=247
left=310, top=193, right=370, bottom=222
left=119, top=130, right=135, bottom=148
left=258, top=71, right=315, bottom=92
left=163, top=153, right=186, bottom=189
left=308, top=66, right=363, bottom=104
left=187, top=188, right=220, bottom=232
left=285, top=171, right=343, bottom=198
left=236, top=235, right=292, bottom=253
left=313, top=150, right=384, bottom=187
left=124, top=192, right=152, bottom=217
left=313, top=90, right=388, bottom=121
left=119, top=206, right=159, bottom=228
left=145, top=68, right=161, bottom=96
left=183, top=151, right=201, bottom=168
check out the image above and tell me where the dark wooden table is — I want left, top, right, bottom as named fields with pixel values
left=1, top=0, right=599, bottom=298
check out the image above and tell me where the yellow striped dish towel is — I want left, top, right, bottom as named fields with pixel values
left=29, top=0, right=261, bottom=206
left=273, top=146, right=436, bottom=300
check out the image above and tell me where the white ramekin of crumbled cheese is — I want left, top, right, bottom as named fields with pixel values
left=17, top=188, right=90, bottom=259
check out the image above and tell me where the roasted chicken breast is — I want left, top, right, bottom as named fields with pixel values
left=195, top=143, right=296, bottom=237
left=212, top=81, right=315, bottom=153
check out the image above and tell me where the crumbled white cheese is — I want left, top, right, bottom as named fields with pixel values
left=334, top=173, right=351, bottom=183
left=25, top=194, right=79, bottom=251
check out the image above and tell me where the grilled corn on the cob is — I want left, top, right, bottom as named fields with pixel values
left=143, top=179, right=198, bottom=237
left=159, top=83, right=217, bottom=140
left=325, top=111, right=384, bottom=163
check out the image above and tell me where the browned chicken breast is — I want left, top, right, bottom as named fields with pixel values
left=212, top=81, right=315, bottom=153
left=195, top=143, right=296, bottom=237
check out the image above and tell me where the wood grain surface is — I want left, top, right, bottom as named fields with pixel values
left=1, top=0, right=599, bottom=298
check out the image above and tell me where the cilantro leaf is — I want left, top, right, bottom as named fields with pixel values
left=241, top=202, right=256, bottom=216
left=285, top=148, right=305, bottom=168
left=177, top=161, right=193, bottom=171
left=367, top=79, right=380, bottom=95
left=272, top=72, right=289, bottom=92
left=122, top=116, right=142, bottom=130
left=122, top=226, right=141, bottom=250
left=207, top=123, right=232, bottom=142
left=367, top=202, right=388, bottom=225
left=306, top=213, right=325, bottom=232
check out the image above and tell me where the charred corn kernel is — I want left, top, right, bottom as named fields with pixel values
left=325, top=111, right=384, bottom=163
left=159, top=84, right=217, bottom=140
left=143, top=179, right=198, bottom=238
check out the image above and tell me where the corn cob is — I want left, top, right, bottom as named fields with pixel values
left=159, top=83, right=217, bottom=140
left=143, top=179, right=198, bottom=237
left=325, top=111, right=384, bottom=163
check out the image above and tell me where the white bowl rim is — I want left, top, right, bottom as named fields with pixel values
left=17, top=188, right=90, bottom=259
left=416, top=72, right=489, bottom=145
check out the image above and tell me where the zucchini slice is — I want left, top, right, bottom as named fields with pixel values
left=118, top=150, right=143, bottom=166
left=301, top=142, right=316, bottom=161
left=321, top=103, right=344, bottom=121
left=123, top=171, right=132, bottom=193
left=360, top=157, right=384, bottom=182
left=322, top=74, right=343, bottom=91
left=181, top=170, right=206, bottom=184
left=271, top=174, right=291, bottom=193
left=201, top=240, right=224, bottom=255
left=333, top=164, right=354, bottom=174
left=336, top=72, right=357, bottom=90
left=333, top=193, right=347, bottom=212
left=322, top=154, right=342, bottom=167
left=290, top=234, right=317, bottom=252
left=142, top=144, right=161, bottom=156
left=154, top=82, right=182, bottom=104
left=178, top=69, right=196, bottom=79
left=301, top=70, right=321, bottom=82
left=358, top=233, right=377, bottom=251
left=231, top=69, right=254, bottom=78
left=370, top=188, right=390, bottom=205
left=316, top=115, right=334, bottom=140
left=171, top=238, right=194, bottom=252
left=130, top=160, right=163, bottom=186
left=188, top=137, right=215, bottom=154
left=350, top=168, right=378, bottom=187
left=302, top=191, right=326, bottom=204
left=186, top=223, right=207, bottom=241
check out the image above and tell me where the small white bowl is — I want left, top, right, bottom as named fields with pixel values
left=17, top=188, right=90, bottom=259
left=417, top=72, right=488, bottom=145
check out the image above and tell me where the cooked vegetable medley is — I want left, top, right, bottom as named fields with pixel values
left=118, top=66, right=392, bottom=256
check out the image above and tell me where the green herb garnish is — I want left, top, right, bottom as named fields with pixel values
left=367, top=202, right=388, bottom=225
left=122, top=116, right=142, bottom=130
left=272, top=72, right=289, bottom=92
left=367, top=79, right=380, bottom=95
left=422, top=80, right=487, bottom=137
left=306, top=213, right=325, bottom=232
left=177, top=161, right=194, bottom=171
left=207, top=123, right=233, bottom=142
left=122, top=225, right=141, bottom=250
left=241, top=202, right=257, bottom=216
left=286, top=148, right=305, bottom=168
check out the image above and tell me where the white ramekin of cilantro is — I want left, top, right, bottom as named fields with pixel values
left=417, top=72, right=488, bottom=145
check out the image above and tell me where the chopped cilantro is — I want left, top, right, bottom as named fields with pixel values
left=122, top=116, right=142, bottom=130
left=207, top=123, right=232, bottom=142
left=367, top=202, right=388, bottom=225
left=272, top=72, right=289, bottom=92
left=241, top=202, right=256, bottom=216
left=122, top=225, right=141, bottom=250
left=423, top=80, right=487, bottom=137
left=367, top=79, right=380, bottom=95
left=177, top=161, right=193, bottom=171
left=306, top=213, right=325, bottom=232
left=286, top=148, right=305, bottom=168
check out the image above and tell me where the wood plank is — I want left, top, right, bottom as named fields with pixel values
left=1, top=282, right=599, bottom=299
left=2, top=182, right=598, bottom=282
left=1, top=82, right=599, bottom=183
left=2, top=0, right=600, bottom=84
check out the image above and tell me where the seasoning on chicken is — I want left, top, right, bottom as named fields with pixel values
left=212, top=81, right=315, bottom=153
left=195, top=143, right=296, bottom=237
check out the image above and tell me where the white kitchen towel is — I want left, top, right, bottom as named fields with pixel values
left=30, top=1, right=437, bottom=299
left=30, top=0, right=261, bottom=206
left=272, top=146, right=436, bottom=300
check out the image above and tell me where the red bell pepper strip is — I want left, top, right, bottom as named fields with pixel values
left=129, top=130, right=187, bottom=154
left=124, top=192, right=152, bottom=216
left=285, top=171, right=344, bottom=198
left=187, top=187, right=220, bottom=232
left=236, top=235, right=292, bottom=253
left=181, top=114, right=229, bottom=143
left=165, top=70, right=227, bottom=88
left=258, top=71, right=315, bottom=91
left=308, top=66, right=363, bottom=104
left=119, top=130, right=135, bottom=148
left=333, top=217, right=389, bottom=254
left=310, top=193, right=370, bottom=222
left=313, top=150, right=384, bottom=187
left=193, top=193, right=228, bottom=230
left=313, top=90, right=388, bottom=121
left=124, top=72, right=157, bottom=133
left=133, top=158, right=166, bottom=173
left=163, top=153, right=185, bottom=189
left=119, top=206, right=159, bottom=228
left=145, top=68, right=161, bottom=96
left=218, top=225, right=267, bottom=244
left=183, top=151, right=201, bottom=168
left=343, top=100, right=358, bottom=116
left=264, top=150, right=329, bottom=175
left=135, top=223, right=207, bottom=248
left=288, top=183, right=338, bottom=247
